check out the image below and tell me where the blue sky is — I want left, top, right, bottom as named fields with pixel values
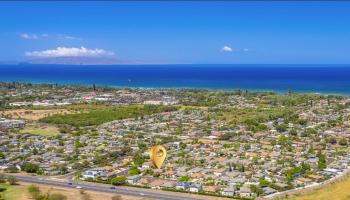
left=0, top=1, right=350, bottom=64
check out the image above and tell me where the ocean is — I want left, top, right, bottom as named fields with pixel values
left=0, top=64, right=350, bottom=95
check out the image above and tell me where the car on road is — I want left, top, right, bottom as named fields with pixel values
left=139, top=193, right=145, bottom=196
left=110, top=186, right=116, bottom=189
left=68, top=182, right=73, bottom=185
left=76, top=186, right=83, bottom=189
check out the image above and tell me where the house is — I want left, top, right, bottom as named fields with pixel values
left=149, top=179, right=167, bottom=189
left=295, top=177, right=313, bottom=185
left=0, top=118, right=25, bottom=130
left=221, top=187, right=236, bottom=196
left=263, top=187, right=277, bottom=195
left=176, top=182, right=191, bottom=190
left=191, top=172, right=204, bottom=179
left=203, top=186, right=220, bottom=193
left=229, top=177, right=246, bottom=186
left=82, top=169, right=107, bottom=180
left=164, top=170, right=176, bottom=177
left=160, top=181, right=176, bottom=189
left=189, top=183, right=203, bottom=193
left=274, top=182, right=289, bottom=189
left=137, top=178, right=154, bottom=186
left=141, top=162, right=152, bottom=169
left=126, top=175, right=141, bottom=184
left=239, top=186, right=254, bottom=198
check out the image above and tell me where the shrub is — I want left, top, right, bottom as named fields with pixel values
left=0, top=174, right=5, bottom=183
left=339, top=138, right=348, bottom=146
left=7, top=176, right=17, bottom=185
left=5, top=166, right=18, bottom=173
left=27, top=185, right=40, bottom=199
left=49, top=193, right=67, bottom=200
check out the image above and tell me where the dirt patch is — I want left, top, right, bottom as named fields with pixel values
left=0, top=109, right=77, bottom=121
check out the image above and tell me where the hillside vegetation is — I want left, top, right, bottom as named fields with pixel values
left=285, top=175, right=350, bottom=200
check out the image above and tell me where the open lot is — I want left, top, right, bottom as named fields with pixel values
left=0, top=109, right=76, bottom=121
left=20, top=124, right=60, bottom=137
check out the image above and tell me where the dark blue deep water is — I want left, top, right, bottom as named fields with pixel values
left=1, top=64, right=350, bottom=95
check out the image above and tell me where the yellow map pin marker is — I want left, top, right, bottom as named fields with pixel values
left=149, top=145, right=167, bottom=169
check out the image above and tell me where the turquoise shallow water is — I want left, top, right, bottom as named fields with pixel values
left=1, top=64, right=350, bottom=95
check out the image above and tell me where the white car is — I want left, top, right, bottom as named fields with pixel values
left=76, top=186, right=83, bottom=189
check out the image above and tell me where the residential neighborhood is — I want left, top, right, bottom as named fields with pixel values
left=1, top=82, right=350, bottom=199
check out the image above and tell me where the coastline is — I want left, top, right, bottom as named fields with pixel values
left=0, top=80, right=350, bottom=97
left=1, top=64, right=350, bottom=96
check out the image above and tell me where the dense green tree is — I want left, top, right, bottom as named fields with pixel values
left=339, top=138, right=348, bottom=146
left=111, top=176, right=126, bottom=186
left=128, top=166, right=141, bottom=175
left=276, top=123, right=288, bottom=132
left=278, top=135, right=288, bottom=145
left=317, top=152, right=327, bottom=169
left=259, top=178, right=270, bottom=187
left=288, top=129, right=298, bottom=136
left=132, top=154, right=145, bottom=166
left=179, top=142, right=187, bottom=150
left=22, top=163, right=40, bottom=173
left=250, top=185, right=263, bottom=196
left=178, top=175, right=190, bottom=182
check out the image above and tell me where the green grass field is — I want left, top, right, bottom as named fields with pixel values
left=21, top=126, right=60, bottom=137
left=40, top=104, right=178, bottom=127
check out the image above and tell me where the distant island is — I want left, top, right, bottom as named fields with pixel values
left=21, top=56, right=135, bottom=65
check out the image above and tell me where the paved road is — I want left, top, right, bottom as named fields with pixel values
left=11, top=174, right=206, bottom=200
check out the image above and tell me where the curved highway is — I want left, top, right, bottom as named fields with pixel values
left=11, top=174, right=208, bottom=200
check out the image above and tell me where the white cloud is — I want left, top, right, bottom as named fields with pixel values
left=243, top=48, right=249, bottom=52
left=20, top=33, right=39, bottom=40
left=25, top=46, right=115, bottom=58
left=221, top=46, right=232, bottom=52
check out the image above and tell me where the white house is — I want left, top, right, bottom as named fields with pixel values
left=221, top=187, right=236, bottom=196
left=189, top=183, right=202, bottom=193
left=82, top=169, right=107, bottom=180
